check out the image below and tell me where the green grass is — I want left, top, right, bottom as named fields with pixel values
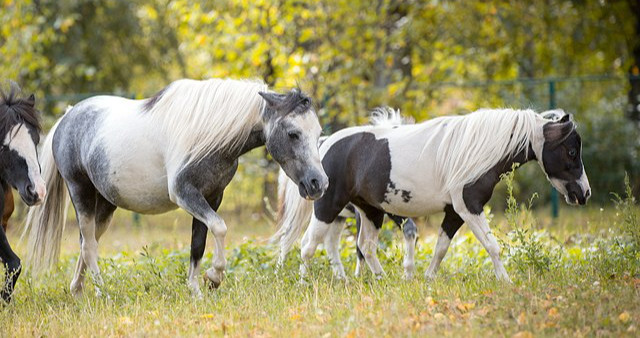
left=1, top=197, right=639, bottom=336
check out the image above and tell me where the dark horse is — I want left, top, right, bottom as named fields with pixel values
left=276, top=108, right=591, bottom=282
left=0, top=84, right=45, bottom=303
left=276, top=114, right=419, bottom=279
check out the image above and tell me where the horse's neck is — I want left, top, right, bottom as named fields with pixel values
left=491, top=143, right=537, bottom=180
left=237, top=128, right=266, bottom=156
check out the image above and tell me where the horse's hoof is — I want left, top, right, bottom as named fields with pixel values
left=191, top=288, right=204, bottom=299
left=70, top=283, right=84, bottom=297
left=204, top=269, right=223, bottom=289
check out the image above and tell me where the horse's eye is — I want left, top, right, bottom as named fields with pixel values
left=288, top=131, right=300, bottom=140
left=568, top=149, right=577, bottom=157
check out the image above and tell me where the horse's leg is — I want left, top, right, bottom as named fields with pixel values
left=425, top=205, right=464, bottom=279
left=188, top=219, right=207, bottom=297
left=354, top=212, right=365, bottom=277
left=299, top=215, right=331, bottom=279
left=388, top=215, right=418, bottom=280
left=188, top=195, right=222, bottom=297
left=323, top=219, right=346, bottom=280
left=2, top=189, right=13, bottom=232
left=354, top=206, right=384, bottom=278
left=452, top=198, right=510, bottom=282
left=70, top=195, right=116, bottom=296
left=0, top=226, right=20, bottom=303
left=173, top=184, right=227, bottom=291
left=66, top=181, right=105, bottom=295
left=0, top=187, right=19, bottom=303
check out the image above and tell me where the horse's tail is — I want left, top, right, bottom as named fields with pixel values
left=369, top=106, right=411, bottom=127
left=23, top=117, right=69, bottom=274
left=271, top=168, right=314, bottom=263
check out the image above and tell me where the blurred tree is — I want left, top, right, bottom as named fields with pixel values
left=1, top=0, right=638, bottom=206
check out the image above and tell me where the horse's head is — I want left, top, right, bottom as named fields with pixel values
left=0, top=86, right=45, bottom=206
left=536, top=111, right=591, bottom=205
left=259, top=88, right=328, bottom=200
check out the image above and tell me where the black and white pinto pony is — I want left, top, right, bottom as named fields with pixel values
left=0, top=85, right=46, bottom=303
left=275, top=111, right=419, bottom=279
left=275, top=107, right=591, bottom=282
left=24, top=78, right=328, bottom=297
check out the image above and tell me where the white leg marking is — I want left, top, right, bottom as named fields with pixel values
left=204, top=215, right=227, bottom=288
left=299, top=216, right=330, bottom=279
left=355, top=257, right=363, bottom=277
left=70, top=214, right=112, bottom=296
left=323, top=220, right=346, bottom=280
left=77, top=214, right=104, bottom=296
left=425, top=229, right=451, bottom=280
left=355, top=209, right=384, bottom=278
left=188, top=259, right=203, bottom=298
left=70, top=254, right=86, bottom=296
left=460, top=213, right=511, bottom=282
left=403, top=231, right=417, bottom=280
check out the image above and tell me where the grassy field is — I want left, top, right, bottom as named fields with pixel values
left=1, top=189, right=639, bottom=337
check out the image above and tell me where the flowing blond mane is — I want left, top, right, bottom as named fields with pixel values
left=434, top=108, right=542, bottom=193
left=144, top=78, right=268, bottom=166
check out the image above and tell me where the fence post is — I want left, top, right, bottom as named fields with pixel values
left=548, top=80, right=559, bottom=219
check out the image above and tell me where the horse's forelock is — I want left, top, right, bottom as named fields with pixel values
left=0, top=84, right=41, bottom=140
left=278, top=88, right=312, bottom=114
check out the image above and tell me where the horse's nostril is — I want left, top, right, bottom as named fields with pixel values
left=310, top=178, right=320, bottom=191
left=586, top=189, right=591, bottom=198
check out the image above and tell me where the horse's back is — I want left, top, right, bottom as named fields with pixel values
left=320, top=122, right=450, bottom=218
left=53, top=95, right=176, bottom=214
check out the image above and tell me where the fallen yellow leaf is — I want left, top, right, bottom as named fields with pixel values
left=512, top=331, right=533, bottom=338
left=619, top=311, right=631, bottom=324
left=456, top=302, right=476, bottom=313
left=200, top=313, right=215, bottom=319
left=547, top=307, right=558, bottom=317
left=517, top=312, right=527, bottom=326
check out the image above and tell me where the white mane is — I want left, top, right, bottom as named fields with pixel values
left=144, top=78, right=268, bottom=166
left=369, top=107, right=412, bottom=127
left=435, top=108, right=542, bottom=193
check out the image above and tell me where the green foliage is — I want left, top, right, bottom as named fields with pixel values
left=582, top=117, right=640, bottom=204
left=611, top=173, right=640, bottom=255
left=500, top=165, right=558, bottom=275
left=2, top=0, right=639, bottom=209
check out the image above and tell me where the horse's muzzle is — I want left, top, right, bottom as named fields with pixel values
left=299, top=173, right=328, bottom=200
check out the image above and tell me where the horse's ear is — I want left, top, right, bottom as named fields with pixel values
left=543, top=119, right=574, bottom=146
left=559, top=113, right=572, bottom=123
left=258, top=91, right=283, bottom=107
left=27, top=93, right=35, bottom=107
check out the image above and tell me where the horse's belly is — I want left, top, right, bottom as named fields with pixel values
left=97, top=168, right=176, bottom=214
left=380, top=189, right=449, bottom=217
left=88, top=111, right=177, bottom=214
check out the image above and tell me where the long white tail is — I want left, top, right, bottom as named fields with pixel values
left=272, top=169, right=314, bottom=262
left=22, top=118, right=69, bottom=274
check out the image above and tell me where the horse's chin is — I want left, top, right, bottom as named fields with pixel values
left=297, top=184, right=324, bottom=200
